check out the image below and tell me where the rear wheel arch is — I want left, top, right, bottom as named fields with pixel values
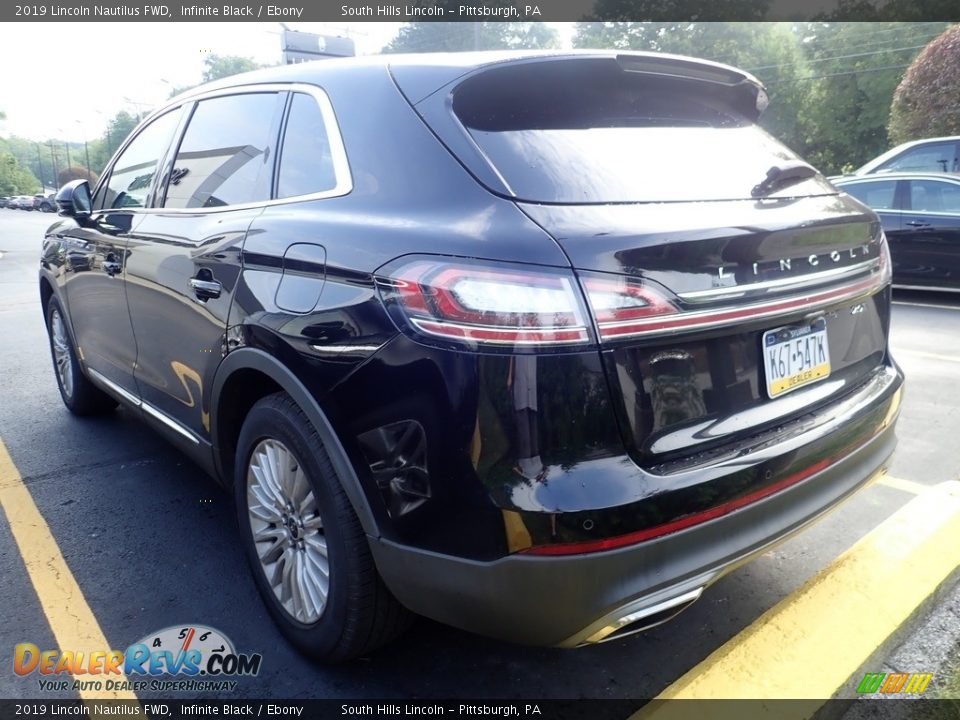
left=211, top=347, right=381, bottom=538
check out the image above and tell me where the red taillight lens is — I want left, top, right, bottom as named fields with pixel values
left=580, top=276, right=679, bottom=340
left=376, top=258, right=592, bottom=349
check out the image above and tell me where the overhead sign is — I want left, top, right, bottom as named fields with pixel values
left=282, top=30, right=355, bottom=64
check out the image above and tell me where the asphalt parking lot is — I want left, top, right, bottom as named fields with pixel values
left=0, top=208, right=957, bottom=702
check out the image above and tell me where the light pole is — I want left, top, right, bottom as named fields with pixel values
left=35, top=143, right=44, bottom=192
left=48, top=141, right=59, bottom=190
left=75, top=120, right=92, bottom=181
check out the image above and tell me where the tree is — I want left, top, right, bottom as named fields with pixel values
left=58, top=166, right=98, bottom=186
left=0, top=152, right=40, bottom=195
left=202, top=54, right=264, bottom=82
left=888, top=24, right=960, bottom=144
left=168, top=54, right=266, bottom=97
left=790, top=22, right=947, bottom=173
left=384, top=21, right=559, bottom=53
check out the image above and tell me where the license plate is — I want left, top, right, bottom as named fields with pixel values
left=763, top=318, right=831, bottom=398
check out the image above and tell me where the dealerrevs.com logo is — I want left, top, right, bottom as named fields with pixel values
left=14, top=624, right=262, bottom=693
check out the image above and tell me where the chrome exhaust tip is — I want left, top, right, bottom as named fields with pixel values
left=580, top=587, right=704, bottom=645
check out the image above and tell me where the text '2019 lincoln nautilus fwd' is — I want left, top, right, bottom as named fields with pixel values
left=41, top=51, right=903, bottom=661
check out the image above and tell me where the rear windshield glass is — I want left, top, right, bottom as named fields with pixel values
left=452, top=60, right=832, bottom=204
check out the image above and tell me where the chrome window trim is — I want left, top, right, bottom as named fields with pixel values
left=94, top=82, right=353, bottom=216
left=899, top=209, right=960, bottom=218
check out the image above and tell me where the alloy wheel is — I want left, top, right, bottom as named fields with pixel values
left=246, top=438, right=329, bottom=624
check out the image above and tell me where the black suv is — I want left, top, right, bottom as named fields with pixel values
left=41, top=52, right=903, bottom=662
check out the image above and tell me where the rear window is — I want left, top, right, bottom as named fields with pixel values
left=451, top=60, right=832, bottom=204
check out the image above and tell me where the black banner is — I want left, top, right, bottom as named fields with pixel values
left=3, top=0, right=960, bottom=23
left=2, top=700, right=959, bottom=720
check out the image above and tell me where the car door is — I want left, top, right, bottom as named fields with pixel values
left=898, top=178, right=960, bottom=289
left=838, top=178, right=906, bottom=280
left=123, top=90, right=286, bottom=443
left=59, top=109, right=183, bottom=396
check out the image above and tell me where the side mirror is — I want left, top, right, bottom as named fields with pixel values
left=56, top=179, right=92, bottom=220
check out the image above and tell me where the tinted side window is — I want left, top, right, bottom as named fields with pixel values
left=277, top=93, right=338, bottom=198
left=880, top=143, right=958, bottom=173
left=102, top=110, right=181, bottom=210
left=908, top=180, right=960, bottom=213
left=164, top=93, right=282, bottom=209
left=843, top=180, right=899, bottom=210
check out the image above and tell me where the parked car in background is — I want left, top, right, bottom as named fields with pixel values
left=42, top=51, right=902, bottom=661
left=835, top=173, right=960, bottom=291
left=38, top=194, right=57, bottom=212
left=11, top=196, right=32, bottom=210
left=0, top=197, right=11, bottom=208
left=851, top=136, right=960, bottom=177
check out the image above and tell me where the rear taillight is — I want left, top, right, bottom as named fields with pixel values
left=375, top=257, right=592, bottom=350
left=377, top=237, right=891, bottom=350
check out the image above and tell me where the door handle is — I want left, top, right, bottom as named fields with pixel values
left=906, top=221, right=931, bottom=228
left=190, top=277, right=222, bottom=301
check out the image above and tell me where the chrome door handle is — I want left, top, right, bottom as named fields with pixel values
left=189, top=277, right=222, bottom=300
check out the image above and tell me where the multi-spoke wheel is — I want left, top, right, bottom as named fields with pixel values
left=44, top=297, right=117, bottom=416
left=235, top=393, right=412, bottom=662
left=247, top=438, right=329, bottom=624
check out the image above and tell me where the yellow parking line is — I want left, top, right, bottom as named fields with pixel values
left=0, top=438, right=137, bottom=701
left=636, top=480, right=960, bottom=715
left=877, top=474, right=930, bottom=496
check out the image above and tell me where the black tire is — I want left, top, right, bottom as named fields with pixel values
left=45, top=297, right=117, bottom=416
left=235, top=393, right=412, bottom=662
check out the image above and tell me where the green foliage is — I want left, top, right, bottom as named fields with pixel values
left=58, top=166, right=98, bottom=187
left=201, top=54, right=264, bottom=82
left=0, top=152, right=40, bottom=195
left=384, top=21, right=558, bottom=53
left=888, top=25, right=960, bottom=144
left=792, top=22, right=947, bottom=174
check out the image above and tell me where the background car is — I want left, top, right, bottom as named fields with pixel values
left=835, top=173, right=960, bottom=291
left=37, top=193, right=57, bottom=212
left=0, top=196, right=10, bottom=208
left=851, top=136, right=960, bottom=176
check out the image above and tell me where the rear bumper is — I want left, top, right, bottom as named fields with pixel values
left=370, top=368, right=902, bottom=647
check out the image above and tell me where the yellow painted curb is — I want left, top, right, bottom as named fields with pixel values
left=0, top=439, right=137, bottom=701
left=636, top=480, right=960, bottom=715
